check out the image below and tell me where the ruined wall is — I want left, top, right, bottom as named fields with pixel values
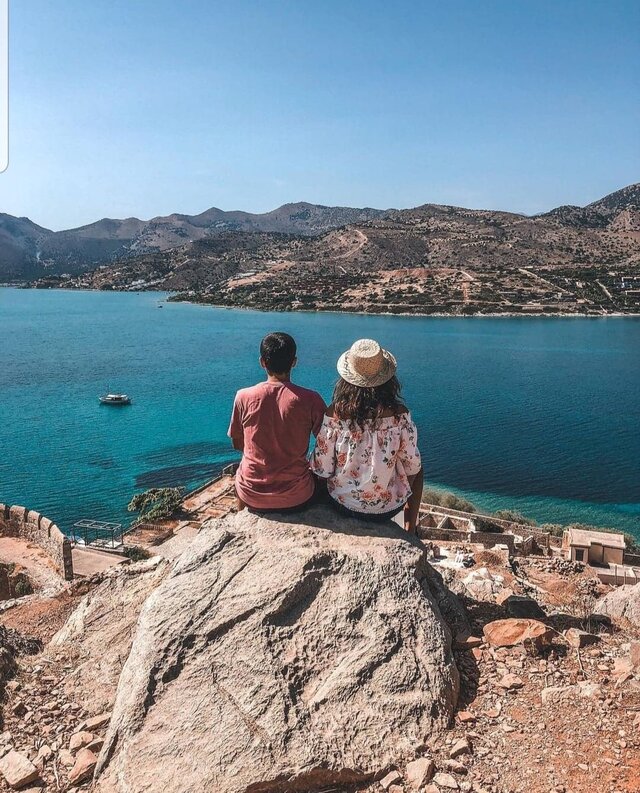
left=418, top=526, right=470, bottom=543
left=469, top=531, right=516, bottom=553
left=624, top=552, right=640, bottom=567
left=0, top=504, right=73, bottom=581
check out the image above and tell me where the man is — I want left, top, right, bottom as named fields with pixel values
left=228, top=332, right=326, bottom=512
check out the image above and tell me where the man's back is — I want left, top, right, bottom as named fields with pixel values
left=228, top=380, right=325, bottom=509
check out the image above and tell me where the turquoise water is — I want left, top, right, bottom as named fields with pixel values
left=1, top=288, right=639, bottom=537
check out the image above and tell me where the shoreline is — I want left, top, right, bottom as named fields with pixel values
left=4, top=285, right=640, bottom=319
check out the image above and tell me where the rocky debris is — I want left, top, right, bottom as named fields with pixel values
left=94, top=508, right=460, bottom=793
left=461, top=568, right=505, bottom=601
left=565, top=628, right=600, bottom=648
left=595, top=582, right=640, bottom=627
left=0, top=626, right=42, bottom=726
left=0, top=749, right=40, bottom=789
left=483, top=618, right=553, bottom=649
left=0, top=640, right=114, bottom=792
left=51, top=556, right=169, bottom=715
left=518, top=557, right=585, bottom=576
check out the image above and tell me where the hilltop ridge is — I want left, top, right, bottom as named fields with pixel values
left=0, top=202, right=388, bottom=280
left=51, top=182, right=640, bottom=316
left=5, top=183, right=640, bottom=315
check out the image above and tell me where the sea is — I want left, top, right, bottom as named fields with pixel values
left=1, top=288, right=639, bottom=539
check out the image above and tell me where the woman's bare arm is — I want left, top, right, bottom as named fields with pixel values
left=404, top=466, right=424, bottom=534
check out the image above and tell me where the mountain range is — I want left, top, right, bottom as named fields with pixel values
left=0, top=202, right=387, bottom=280
left=4, top=183, right=640, bottom=315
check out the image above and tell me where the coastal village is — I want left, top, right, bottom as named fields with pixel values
left=0, top=471, right=638, bottom=792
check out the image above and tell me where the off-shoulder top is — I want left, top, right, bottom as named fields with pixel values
left=311, top=411, right=422, bottom=514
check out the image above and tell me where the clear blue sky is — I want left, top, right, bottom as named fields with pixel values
left=1, top=0, right=638, bottom=230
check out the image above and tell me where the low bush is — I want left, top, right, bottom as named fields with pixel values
left=422, top=488, right=477, bottom=514
left=493, top=509, right=537, bottom=526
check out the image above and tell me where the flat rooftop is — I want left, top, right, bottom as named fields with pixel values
left=567, top=527, right=625, bottom=549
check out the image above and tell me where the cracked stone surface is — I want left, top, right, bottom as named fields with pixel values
left=94, top=506, right=460, bottom=793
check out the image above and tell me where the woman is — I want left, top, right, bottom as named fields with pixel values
left=312, top=339, right=424, bottom=533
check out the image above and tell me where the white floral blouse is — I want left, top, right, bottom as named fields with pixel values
left=311, top=411, right=422, bottom=514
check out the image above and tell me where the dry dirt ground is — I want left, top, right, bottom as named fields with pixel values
left=0, top=539, right=62, bottom=593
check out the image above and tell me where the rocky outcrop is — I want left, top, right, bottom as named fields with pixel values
left=595, top=582, right=640, bottom=627
left=51, top=557, right=169, bottom=715
left=94, top=507, right=460, bottom=793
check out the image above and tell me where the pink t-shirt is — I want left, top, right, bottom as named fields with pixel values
left=228, top=381, right=326, bottom=509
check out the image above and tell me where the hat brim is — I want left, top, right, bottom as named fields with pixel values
left=336, top=349, right=397, bottom=388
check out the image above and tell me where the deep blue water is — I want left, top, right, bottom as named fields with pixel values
left=1, top=288, right=639, bottom=537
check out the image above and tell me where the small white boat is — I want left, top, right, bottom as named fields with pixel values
left=99, top=393, right=131, bottom=406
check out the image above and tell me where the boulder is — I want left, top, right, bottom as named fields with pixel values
left=595, top=583, right=640, bottom=628
left=483, top=618, right=553, bottom=649
left=503, top=595, right=546, bottom=620
left=95, top=507, right=460, bottom=793
left=52, top=557, right=169, bottom=714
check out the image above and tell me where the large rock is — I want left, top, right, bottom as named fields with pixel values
left=595, top=583, right=640, bottom=628
left=95, top=507, right=460, bottom=792
left=0, top=750, right=39, bottom=789
left=51, top=557, right=169, bottom=714
left=483, top=618, right=553, bottom=648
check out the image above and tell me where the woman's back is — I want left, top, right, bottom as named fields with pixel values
left=312, top=408, right=421, bottom=514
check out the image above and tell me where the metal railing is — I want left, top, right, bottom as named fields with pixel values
left=72, top=519, right=125, bottom=549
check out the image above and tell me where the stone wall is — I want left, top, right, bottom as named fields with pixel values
left=418, top=526, right=470, bottom=543
left=624, top=552, right=640, bottom=567
left=0, top=504, right=73, bottom=581
left=469, top=531, right=516, bottom=553
left=419, top=501, right=553, bottom=556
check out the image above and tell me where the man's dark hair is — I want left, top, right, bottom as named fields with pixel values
left=260, top=332, right=297, bottom=374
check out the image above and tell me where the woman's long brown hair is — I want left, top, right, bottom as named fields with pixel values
left=332, top=376, right=406, bottom=429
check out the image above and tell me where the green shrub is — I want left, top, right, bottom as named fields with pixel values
left=14, top=579, right=32, bottom=598
left=539, top=523, right=565, bottom=538
left=422, top=488, right=477, bottom=514
left=122, top=545, right=152, bottom=562
left=127, top=487, right=186, bottom=523
left=493, top=509, right=537, bottom=526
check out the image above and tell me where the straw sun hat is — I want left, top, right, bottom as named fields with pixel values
left=337, top=339, right=397, bottom=388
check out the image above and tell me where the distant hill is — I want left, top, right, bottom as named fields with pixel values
left=50, top=183, right=640, bottom=316
left=0, top=202, right=388, bottom=280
